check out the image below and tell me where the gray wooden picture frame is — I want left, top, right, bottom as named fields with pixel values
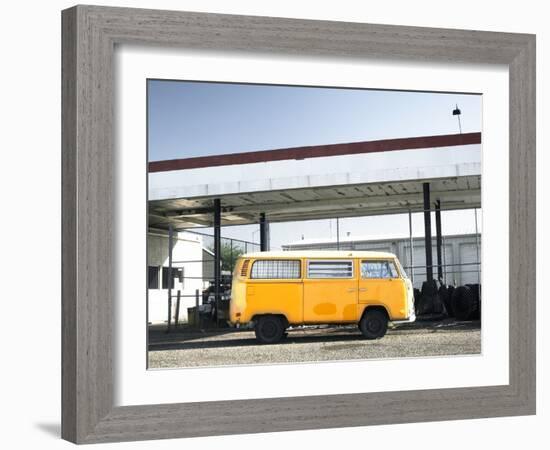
left=61, top=5, right=536, bottom=444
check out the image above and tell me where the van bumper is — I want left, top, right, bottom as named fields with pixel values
left=391, top=311, right=416, bottom=325
left=227, top=320, right=255, bottom=330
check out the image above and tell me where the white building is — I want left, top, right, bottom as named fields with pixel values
left=282, top=232, right=481, bottom=289
left=147, top=229, right=205, bottom=324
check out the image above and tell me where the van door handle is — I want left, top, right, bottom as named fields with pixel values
left=347, top=288, right=356, bottom=292
left=359, top=288, right=367, bottom=292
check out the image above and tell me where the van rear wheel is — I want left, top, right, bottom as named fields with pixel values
left=359, top=310, right=388, bottom=339
left=255, top=315, right=284, bottom=344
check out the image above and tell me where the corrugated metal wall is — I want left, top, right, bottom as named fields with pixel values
left=284, top=234, right=480, bottom=289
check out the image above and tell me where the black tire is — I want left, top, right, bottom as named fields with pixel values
left=447, top=285, right=455, bottom=298
left=254, top=315, right=285, bottom=344
left=466, top=284, right=481, bottom=319
left=421, top=280, right=438, bottom=296
left=359, top=309, right=388, bottom=339
left=417, top=280, right=443, bottom=315
left=451, top=285, right=479, bottom=321
left=439, top=285, right=454, bottom=317
left=413, top=288, right=421, bottom=313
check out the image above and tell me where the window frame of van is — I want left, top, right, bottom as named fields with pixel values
left=360, top=259, right=401, bottom=280
left=306, top=259, right=355, bottom=279
left=393, top=257, right=407, bottom=278
left=249, top=259, right=302, bottom=280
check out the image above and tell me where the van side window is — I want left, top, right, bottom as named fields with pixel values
left=361, top=260, right=398, bottom=279
left=307, top=260, right=353, bottom=278
left=250, top=260, right=301, bottom=279
left=239, top=259, right=250, bottom=277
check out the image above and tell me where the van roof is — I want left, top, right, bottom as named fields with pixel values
left=241, top=250, right=397, bottom=259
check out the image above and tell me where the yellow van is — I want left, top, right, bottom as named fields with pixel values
left=229, top=251, right=415, bottom=344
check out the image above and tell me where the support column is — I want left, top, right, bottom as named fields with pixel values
left=423, top=183, right=433, bottom=281
left=213, top=199, right=221, bottom=327
left=166, top=224, right=173, bottom=333
left=259, top=213, right=269, bottom=251
left=435, top=200, right=443, bottom=282
left=474, top=208, right=481, bottom=285
left=408, top=208, right=414, bottom=284
left=336, top=217, right=340, bottom=250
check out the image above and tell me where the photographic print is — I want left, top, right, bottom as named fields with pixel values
left=146, top=80, right=482, bottom=369
left=61, top=6, right=536, bottom=442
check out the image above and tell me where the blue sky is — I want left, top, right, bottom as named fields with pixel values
left=148, top=80, right=481, bottom=161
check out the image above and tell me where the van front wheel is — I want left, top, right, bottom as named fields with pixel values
left=359, top=310, right=388, bottom=339
left=255, top=316, right=285, bottom=344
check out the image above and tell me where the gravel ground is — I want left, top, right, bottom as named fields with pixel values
left=148, top=319, right=481, bottom=369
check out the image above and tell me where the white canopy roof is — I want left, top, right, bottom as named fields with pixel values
left=148, top=134, right=481, bottom=229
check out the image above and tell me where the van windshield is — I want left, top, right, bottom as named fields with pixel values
left=361, top=260, right=399, bottom=279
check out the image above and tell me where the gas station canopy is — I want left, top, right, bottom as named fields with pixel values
left=148, top=133, right=481, bottom=229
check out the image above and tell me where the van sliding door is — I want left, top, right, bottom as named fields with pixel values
left=303, top=259, right=358, bottom=324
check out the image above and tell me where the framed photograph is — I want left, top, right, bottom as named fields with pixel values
left=62, top=5, right=535, bottom=444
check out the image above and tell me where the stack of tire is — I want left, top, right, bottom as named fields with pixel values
left=416, top=280, right=446, bottom=316
left=450, top=284, right=481, bottom=320
left=413, top=288, right=421, bottom=313
left=438, top=284, right=455, bottom=317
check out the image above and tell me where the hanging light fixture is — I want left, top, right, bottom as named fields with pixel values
left=452, top=104, right=462, bottom=134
